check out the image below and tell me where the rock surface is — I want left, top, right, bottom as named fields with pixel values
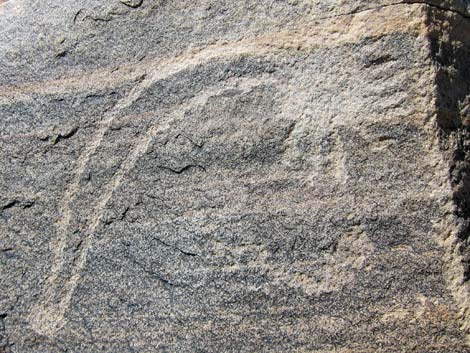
left=1, top=0, right=470, bottom=352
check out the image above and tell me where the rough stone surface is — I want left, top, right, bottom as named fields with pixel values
left=119, top=0, right=143, bottom=8
left=1, top=0, right=470, bottom=352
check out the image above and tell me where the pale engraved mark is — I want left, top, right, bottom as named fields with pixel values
left=29, top=72, right=157, bottom=335
left=30, top=47, right=269, bottom=335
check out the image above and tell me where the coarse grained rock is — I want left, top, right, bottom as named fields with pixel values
left=1, top=0, right=470, bottom=352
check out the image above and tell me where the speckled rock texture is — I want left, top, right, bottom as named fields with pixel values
left=1, top=0, right=470, bottom=352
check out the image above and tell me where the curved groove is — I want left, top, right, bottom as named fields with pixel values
left=28, top=3, right=426, bottom=336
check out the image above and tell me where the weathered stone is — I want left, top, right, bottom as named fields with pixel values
left=0, top=0, right=470, bottom=352
left=119, top=0, right=143, bottom=8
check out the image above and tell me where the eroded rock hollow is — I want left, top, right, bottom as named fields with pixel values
left=1, top=0, right=470, bottom=351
